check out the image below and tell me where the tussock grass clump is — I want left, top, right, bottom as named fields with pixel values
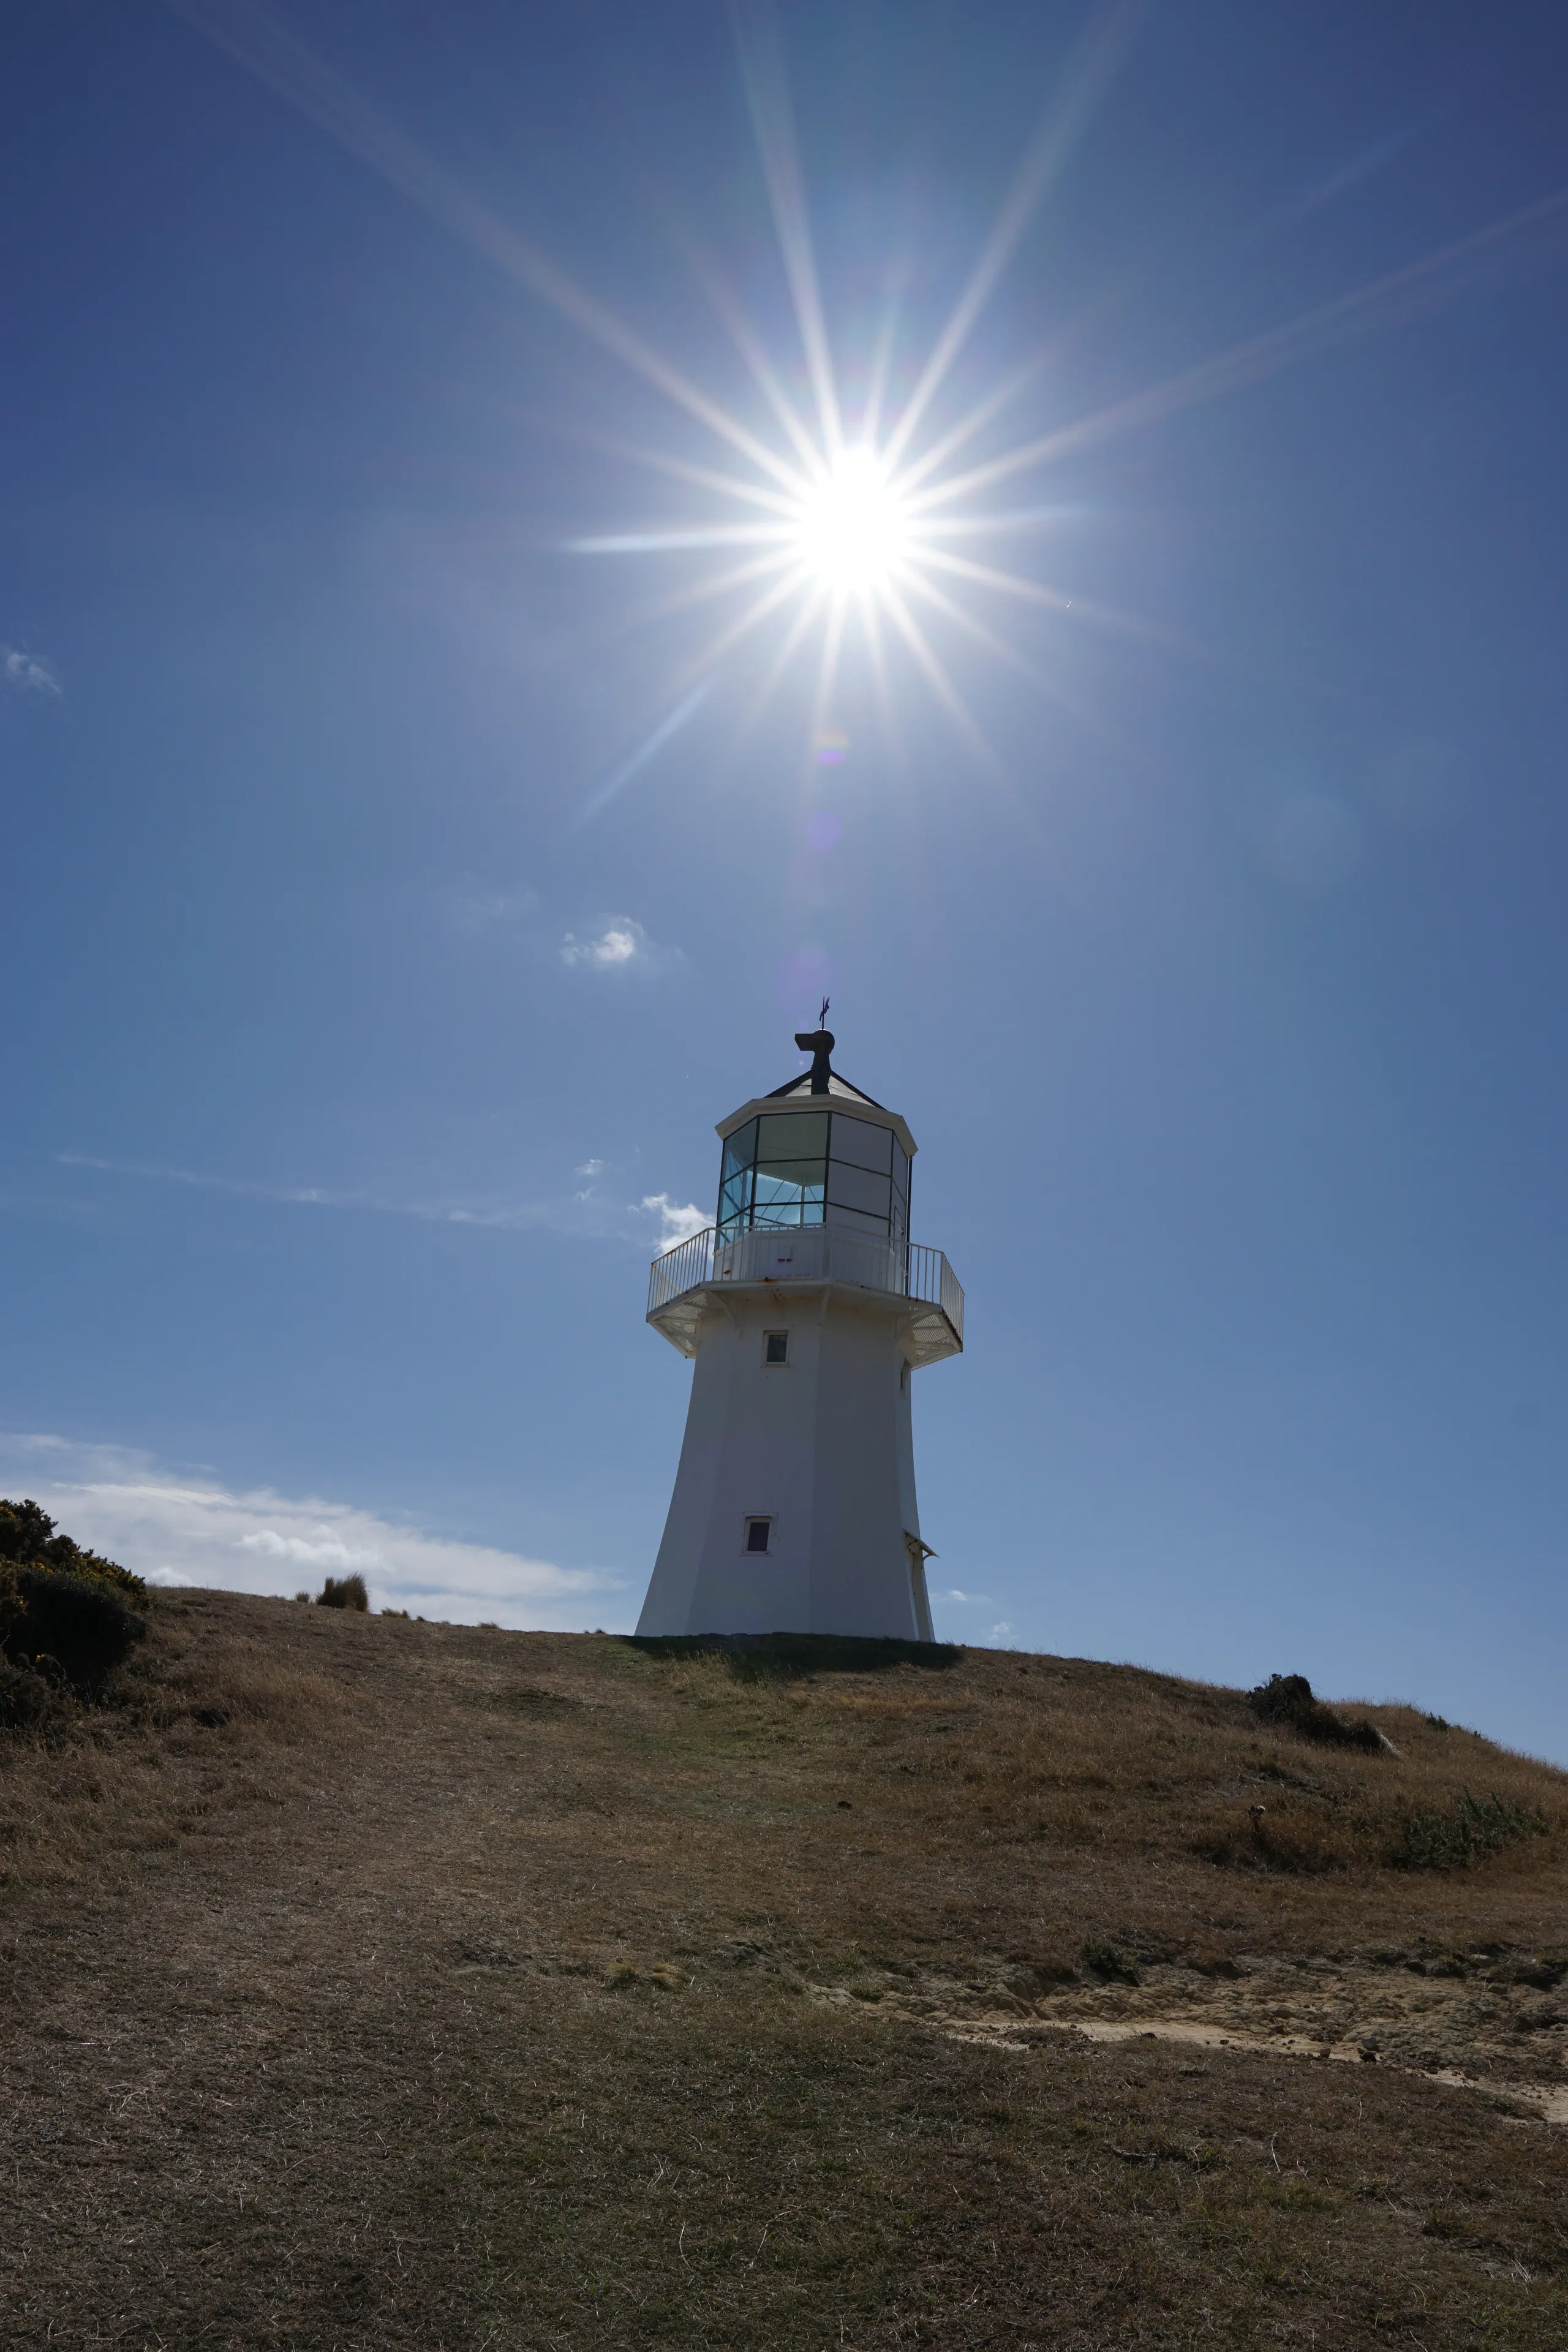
left=316, top=1572, right=368, bottom=1611
left=1391, top=1787, right=1549, bottom=1872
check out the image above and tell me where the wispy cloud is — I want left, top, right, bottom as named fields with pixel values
left=53, top=1149, right=704, bottom=1254
left=56, top=1150, right=557, bottom=1231
left=0, top=1433, right=627, bottom=1628
left=439, top=876, right=539, bottom=935
left=938, top=1587, right=996, bottom=1606
left=636, top=1192, right=707, bottom=1248
left=3, top=646, right=61, bottom=695
left=560, top=916, right=679, bottom=974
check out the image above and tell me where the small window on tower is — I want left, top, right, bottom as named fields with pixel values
left=764, top=1330, right=789, bottom=1366
left=744, top=1517, right=772, bottom=1554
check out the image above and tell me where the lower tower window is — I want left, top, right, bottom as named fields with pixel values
left=764, top=1330, right=789, bottom=1365
left=744, top=1517, right=772, bottom=1555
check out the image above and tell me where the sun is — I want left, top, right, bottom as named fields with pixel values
left=790, top=448, right=910, bottom=594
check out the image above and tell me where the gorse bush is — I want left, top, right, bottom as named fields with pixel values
left=0, top=1499, right=149, bottom=1707
left=0, top=1498, right=148, bottom=1605
left=317, top=1574, right=369, bottom=1611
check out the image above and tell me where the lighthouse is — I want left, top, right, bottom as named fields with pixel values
left=636, top=1019, right=964, bottom=1640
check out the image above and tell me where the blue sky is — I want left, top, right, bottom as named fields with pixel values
left=4, top=1, right=1566, bottom=1758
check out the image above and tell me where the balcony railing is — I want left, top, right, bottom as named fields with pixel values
left=646, top=1221, right=963, bottom=1366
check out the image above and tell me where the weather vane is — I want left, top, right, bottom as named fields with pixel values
left=795, top=998, right=835, bottom=1093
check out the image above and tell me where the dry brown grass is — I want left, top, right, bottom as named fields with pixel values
left=1, top=1593, right=1565, bottom=2348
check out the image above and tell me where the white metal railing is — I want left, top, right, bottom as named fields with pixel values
left=646, top=1221, right=963, bottom=1348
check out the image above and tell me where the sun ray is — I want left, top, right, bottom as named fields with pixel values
left=912, top=505, right=1079, bottom=539
left=575, top=679, right=715, bottom=825
left=908, top=177, right=1568, bottom=515
left=859, top=594, right=907, bottom=780
left=882, top=0, right=1138, bottom=468
left=729, top=583, right=831, bottom=747
left=897, top=564, right=1142, bottom=772
left=590, top=548, right=802, bottom=649
left=687, top=244, right=832, bottom=484
left=675, top=558, right=820, bottom=688
left=878, top=580, right=1000, bottom=772
left=858, top=289, right=905, bottom=450
left=168, top=0, right=813, bottom=498
left=560, top=429, right=810, bottom=519
left=913, top=545, right=1214, bottom=664
left=565, top=524, right=797, bottom=554
left=730, top=1, right=844, bottom=461
left=895, top=563, right=1055, bottom=685
left=808, top=592, right=848, bottom=753
left=893, top=355, right=1047, bottom=497
left=910, top=547, right=1079, bottom=614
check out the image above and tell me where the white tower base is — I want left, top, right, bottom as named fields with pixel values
left=636, top=1223, right=962, bottom=1640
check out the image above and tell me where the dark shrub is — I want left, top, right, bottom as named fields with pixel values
left=1249, top=1673, right=1382, bottom=1752
left=318, top=1574, right=369, bottom=1611
left=0, top=1652, right=59, bottom=1731
left=1081, top=1938, right=1140, bottom=1985
left=6, top=1567, right=148, bottom=1692
left=0, top=1507, right=149, bottom=1709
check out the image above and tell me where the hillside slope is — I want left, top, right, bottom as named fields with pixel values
left=2, top=1593, right=1566, bottom=2348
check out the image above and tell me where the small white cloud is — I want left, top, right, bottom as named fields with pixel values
left=638, top=1192, right=707, bottom=1248
left=562, top=918, right=645, bottom=970
left=576, top=1159, right=606, bottom=1178
left=3, top=646, right=61, bottom=695
left=988, top=1621, right=1014, bottom=1640
left=938, top=1588, right=995, bottom=1605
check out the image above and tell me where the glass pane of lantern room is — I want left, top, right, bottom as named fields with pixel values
left=722, top=1120, right=758, bottom=1184
left=829, top=1115, right=893, bottom=1174
left=756, top=1111, right=828, bottom=1161
left=826, top=1161, right=891, bottom=1221
left=718, top=1172, right=752, bottom=1230
left=753, top=1159, right=826, bottom=1224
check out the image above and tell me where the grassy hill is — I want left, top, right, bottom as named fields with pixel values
left=2, top=1591, right=1566, bottom=2348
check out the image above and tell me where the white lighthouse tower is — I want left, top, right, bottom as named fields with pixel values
left=636, top=1018, right=964, bottom=1641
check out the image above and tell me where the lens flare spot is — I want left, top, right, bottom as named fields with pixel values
left=807, top=810, right=842, bottom=850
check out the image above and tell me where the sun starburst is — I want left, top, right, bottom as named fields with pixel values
left=171, top=0, right=1568, bottom=818
left=549, top=2, right=1150, bottom=788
